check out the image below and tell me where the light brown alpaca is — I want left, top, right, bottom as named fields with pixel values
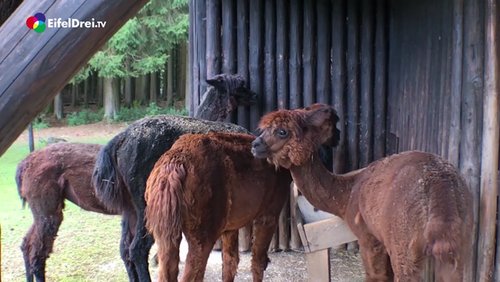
left=145, top=132, right=291, bottom=282
left=251, top=105, right=473, bottom=282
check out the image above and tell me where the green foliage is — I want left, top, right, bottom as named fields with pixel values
left=32, top=114, right=50, bottom=129
left=82, top=0, right=188, bottom=79
left=114, top=102, right=187, bottom=122
left=67, top=109, right=103, bottom=126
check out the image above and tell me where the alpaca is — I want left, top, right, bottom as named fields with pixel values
left=251, top=104, right=473, bottom=282
left=92, top=74, right=255, bottom=282
left=145, top=132, right=291, bottom=282
left=16, top=143, right=113, bottom=282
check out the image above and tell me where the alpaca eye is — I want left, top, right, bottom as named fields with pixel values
left=276, top=129, right=288, bottom=138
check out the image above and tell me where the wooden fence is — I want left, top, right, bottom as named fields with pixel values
left=189, top=0, right=499, bottom=280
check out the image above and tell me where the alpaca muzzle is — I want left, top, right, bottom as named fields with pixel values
left=251, top=137, right=269, bottom=158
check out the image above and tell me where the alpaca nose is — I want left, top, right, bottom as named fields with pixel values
left=252, top=137, right=264, bottom=149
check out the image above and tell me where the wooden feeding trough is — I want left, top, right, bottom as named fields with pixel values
left=292, top=184, right=357, bottom=282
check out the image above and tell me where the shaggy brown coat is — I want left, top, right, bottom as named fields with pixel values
left=16, top=143, right=114, bottom=282
left=145, top=132, right=291, bottom=282
left=251, top=105, right=473, bottom=282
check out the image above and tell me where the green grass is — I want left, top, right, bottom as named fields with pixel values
left=0, top=139, right=137, bottom=282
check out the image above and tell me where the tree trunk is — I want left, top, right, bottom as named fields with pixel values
left=83, top=76, right=89, bottom=106
left=103, top=77, right=119, bottom=120
left=166, top=55, right=174, bottom=107
left=178, top=41, right=188, bottom=104
left=124, top=76, right=133, bottom=107
left=97, top=76, right=104, bottom=107
left=150, top=72, right=158, bottom=103
left=54, top=92, right=63, bottom=119
left=135, top=75, right=147, bottom=105
left=71, top=83, right=77, bottom=107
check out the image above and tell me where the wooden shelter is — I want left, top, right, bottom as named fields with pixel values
left=0, top=0, right=498, bottom=280
left=188, top=0, right=499, bottom=280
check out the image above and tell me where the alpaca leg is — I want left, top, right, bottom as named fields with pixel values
left=251, top=216, right=278, bottom=282
left=181, top=236, right=218, bottom=282
left=21, top=190, right=64, bottom=282
left=120, top=212, right=139, bottom=282
left=358, top=236, right=393, bottom=282
left=156, top=231, right=182, bottom=282
left=21, top=225, right=35, bottom=282
left=128, top=187, right=154, bottom=282
left=221, top=230, right=239, bottom=282
left=25, top=214, right=63, bottom=282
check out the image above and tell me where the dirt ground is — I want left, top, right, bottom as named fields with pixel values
left=14, top=122, right=365, bottom=281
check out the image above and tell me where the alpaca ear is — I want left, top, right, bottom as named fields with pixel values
left=305, top=107, right=332, bottom=128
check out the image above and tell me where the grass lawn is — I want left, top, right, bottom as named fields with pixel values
left=0, top=137, right=132, bottom=282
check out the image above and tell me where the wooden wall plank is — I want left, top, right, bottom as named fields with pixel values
left=206, top=0, right=221, bottom=79
left=315, top=0, right=331, bottom=105
left=359, top=0, right=375, bottom=166
left=346, top=0, right=360, bottom=169
left=221, top=0, right=235, bottom=74
left=373, top=0, right=387, bottom=160
left=248, top=0, right=263, bottom=130
left=302, top=0, right=315, bottom=106
left=460, top=0, right=484, bottom=280
left=276, top=0, right=288, bottom=109
left=331, top=0, right=347, bottom=173
left=264, top=0, right=276, bottom=113
left=448, top=0, right=464, bottom=167
left=477, top=1, right=499, bottom=280
left=288, top=0, right=302, bottom=109
left=236, top=0, right=250, bottom=128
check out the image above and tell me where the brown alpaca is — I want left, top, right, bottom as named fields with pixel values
left=145, top=132, right=291, bottom=282
left=251, top=105, right=473, bottom=282
left=16, top=143, right=114, bottom=282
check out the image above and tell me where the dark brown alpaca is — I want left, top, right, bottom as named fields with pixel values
left=251, top=105, right=473, bottom=282
left=16, top=143, right=115, bottom=282
left=145, top=132, right=291, bottom=282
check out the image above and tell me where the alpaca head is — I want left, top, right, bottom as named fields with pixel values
left=251, top=104, right=340, bottom=168
left=206, top=73, right=257, bottom=111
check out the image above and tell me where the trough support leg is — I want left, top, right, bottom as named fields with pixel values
left=305, top=249, right=331, bottom=282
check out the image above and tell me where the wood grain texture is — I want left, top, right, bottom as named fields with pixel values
left=0, top=0, right=148, bottom=156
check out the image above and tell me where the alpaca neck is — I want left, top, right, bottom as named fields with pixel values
left=290, top=155, right=357, bottom=219
left=194, top=87, right=228, bottom=121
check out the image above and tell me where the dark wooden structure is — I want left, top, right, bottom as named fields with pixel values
left=189, top=0, right=499, bottom=280
left=0, top=0, right=149, bottom=156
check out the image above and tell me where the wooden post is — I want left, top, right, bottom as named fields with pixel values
left=331, top=0, right=347, bottom=174
left=302, top=0, right=315, bottom=106
left=359, top=0, right=374, bottom=167
left=460, top=0, right=484, bottom=280
left=28, top=123, right=34, bottom=153
left=276, top=0, right=288, bottom=110
left=315, top=0, right=331, bottom=105
left=264, top=0, right=276, bottom=114
left=166, top=54, right=174, bottom=107
left=477, top=0, right=499, bottom=280
left=248, top=0, right=263, bottom=129
left=346, top=0, right=360, bottom=170
left=0, top=0, right=149, bottom=155
left=449, top=0, right=463, bottom=164
left=236, top=0, right=250, bottom=128
left=288, top=0, right=302, bottom=109
left=373, top=0, right=387, bottom=161
left=206, top=0, right=221, bottom=79
left=289, top=183, right=302, bottom=250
